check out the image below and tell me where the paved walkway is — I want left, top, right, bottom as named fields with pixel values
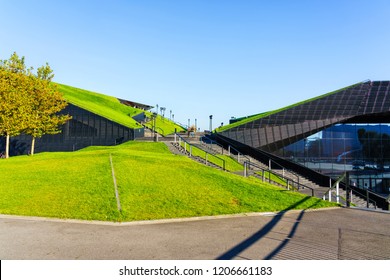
left=0, top=208, right=389, bottom=260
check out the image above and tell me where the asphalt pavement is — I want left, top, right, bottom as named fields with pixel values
left=0, top=207, right=389, bottom=260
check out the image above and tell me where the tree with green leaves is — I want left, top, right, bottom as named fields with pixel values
left=0, top=69, right=31, bottom=158
left=24, top=77, right=71, bottom=155
left=0, top=52, right=71, bottom=157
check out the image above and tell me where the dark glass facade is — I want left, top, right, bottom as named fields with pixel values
left=276, top=124, right=390, bottom=194
left=219, top=80, right=390, bottom=195
left=2, top=104, right=144, bottom=155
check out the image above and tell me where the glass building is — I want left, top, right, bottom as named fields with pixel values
left=217, top=80, right=390, bottom=195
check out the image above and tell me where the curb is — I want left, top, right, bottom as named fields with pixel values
left=0, top=207, right=342, bottom=226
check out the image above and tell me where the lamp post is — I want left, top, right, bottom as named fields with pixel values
left=161, top=107, right=166, bottom=119
left=195, top=119, right=197, bottom=132
left=152, top=112, right=157, bottom=142
left=209, top=115, right=213, bottom=132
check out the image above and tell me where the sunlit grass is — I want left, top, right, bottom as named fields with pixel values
left=0, top=141, right=338, bottom=221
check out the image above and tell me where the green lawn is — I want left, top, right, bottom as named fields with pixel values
left=0, top=141, right=338, bottom=222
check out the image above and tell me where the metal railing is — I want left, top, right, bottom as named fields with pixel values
left=321, top=172, right=390, bottom=209
left=322, top=173, right=346, bottom=204
left=243, top=161, right=315, bottom=196
left=175, top=133, right=226, bottom=171
left=201, top=135, right=252, bottom=164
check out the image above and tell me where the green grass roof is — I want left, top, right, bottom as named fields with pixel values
left=56, top=83, right=185, bottom=134
left=216, top=82, right=363, bottom=132
left=57, top=83, right=144, bottom=129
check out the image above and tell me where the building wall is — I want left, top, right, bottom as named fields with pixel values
left=3, top=104, right=144, bottom=155
left=220, top=81, right=390, bottom=152
left=218, top=80, right=390, bottom=195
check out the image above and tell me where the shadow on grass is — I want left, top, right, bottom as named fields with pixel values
left=216, top=196, right=320, bottom=260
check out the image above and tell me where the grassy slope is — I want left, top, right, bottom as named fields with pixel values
left=143, top=111, right=186, bottom=136
left=0, top=142, right=338, bottom=222
left=57, top=83, right=144, bottom=129
left=216, top=82, right=362, bottom=132
left=179, top=141, right=244, bottom=172
left=57, top=83, right=186, bottom=135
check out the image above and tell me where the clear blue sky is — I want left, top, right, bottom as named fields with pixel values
left=1, top=0, right=390, bottom=130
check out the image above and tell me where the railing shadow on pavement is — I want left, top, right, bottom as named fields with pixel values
left=215, top=196, right=322, bottom=260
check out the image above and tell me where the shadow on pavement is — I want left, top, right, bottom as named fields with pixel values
left=216, top=196, right=322, bottom=260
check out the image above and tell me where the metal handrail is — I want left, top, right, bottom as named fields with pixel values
left=349, top=187, right=377, bottom=209
left=175, top=133, right=226, bottom=171
left=244, top=160, right=315, bottom=196
left=322, top=172, right=389, bottom=209
left=322, top=173, right=346, bottom=201
left=200, top=136, right=225, bottom=153
left=202, top=135, right=252, bottom=164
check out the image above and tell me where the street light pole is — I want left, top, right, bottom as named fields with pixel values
left=209, top=115, right=213, bottom=132
left=152, top=112, right=157, bottom=142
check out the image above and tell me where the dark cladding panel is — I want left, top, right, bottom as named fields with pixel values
left=280, top=125, right=289, bottom=140
left=258, top=128, right=267, bottom=147
left=235, top=130, right=245, bottom=143
left=287, top=124, right=295, bottom=138
left=273, top=126, right=281, bottom=142
left=251, top=129, right=260, bottom=147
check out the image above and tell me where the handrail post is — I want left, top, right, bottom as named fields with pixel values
left=366, top=189, right=369, bottom=208
left=190, top=146, right=192, bottom=157
left=336, top=182, right=339, bottom=203
left=174, top=133, right=177, bottom=143
left=205, top=153, right=208, bottom=165
left=346, top=172, right=351, bottom=207
left=228, top=146, right=230, bottom=156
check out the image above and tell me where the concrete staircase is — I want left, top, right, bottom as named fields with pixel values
left=168, top=142, right=224, bottom=171
left=198, top=137, right=331, bottom=197
left=166, top=134, right=384, bottom=210
left=330, top=187, right=379, bottom=209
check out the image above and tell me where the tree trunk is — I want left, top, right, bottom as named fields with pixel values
left=5, top=134, right=10, bottom=159
left=31, top=137, right=35, bottom=156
